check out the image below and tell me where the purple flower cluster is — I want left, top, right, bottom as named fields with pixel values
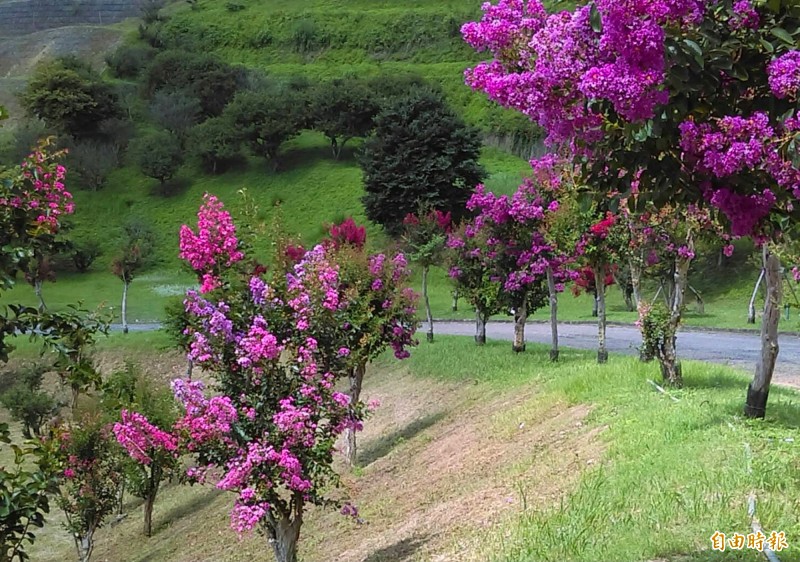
left=768, top=50, right=800, bottom=99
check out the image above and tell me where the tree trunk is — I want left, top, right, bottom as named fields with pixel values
left=143, top=465, right=160, bottom=537
left=451, top=288, right=459, bottom=312
left=659, top=234, right=693, bottom=387
left=546, top=266, right=559, bottom=362
left=34, top=279, right=47, bottom=312
left=688, top=285, right=704, bottom=314
left=591, top=289, right=598, bottom=317
left=186, top=359, right=194, bottom=380
left=512, top=299, right=527, bottom=353
left=122, top=281, right=130, bottom=334
left=422, top=266, right=433, bottom=343
left=267, top=510, right=302, bottom=562
left=745, top=248, right=781, bottom=419
left=75, top=530, right=94, bottom=562
left=748, top=269, right=765, bottom=324
left=630, top=259, right=642, bottom=309
left=594, top=267, right=608, bottom=364
left=344, top=362, right=365, bottom=466
left=116, top=477, right=125, bottom=516
left=330, top=137, right=339, bottom=159
left=474, top=309, right=486, bottom=345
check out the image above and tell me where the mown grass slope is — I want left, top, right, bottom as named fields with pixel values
left=17, top=333, right=800, bottom=562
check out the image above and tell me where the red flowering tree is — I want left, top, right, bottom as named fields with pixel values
left=575, top=211, right=628, bottom=363
left=402, top=209, right=452, bottom=342
left=463, top=0, right=800, bottom=414
left=572, top=265, right=616, bottom=316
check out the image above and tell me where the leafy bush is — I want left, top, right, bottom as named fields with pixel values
left=105, top=44, right=156, bottom=79
left=188, top=116, right=242, bottom=174
left=144, top=51, right=243, bottom=117
left=71, top=239, right=103, bottom=273
left=20, top=57, right=121, bottom=139
left=149, top=90, right=201, bottom=141
left=0, top=362, right=57, bottom=438
left=67, top=141, right=119, bottom=191
left=289, top=18, right=329, bottom=54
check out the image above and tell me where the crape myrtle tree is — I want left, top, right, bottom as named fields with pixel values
left=446, top=224, right=504, bottom=345
left=462, top=0, right=800, bottom=416
left=574, top=212, right=627, bottom=364
left=40, top=415, right=123, bottom=562
left=572, top=265, right=615, bottom=317
left=460, top=173, right=573, bottom=354
left=401, top=208, right=452, bottom=343
left=0, top=117, right=104, bottom=560
left=151, top=194, right=417, bottom=561
left=361, top=90, right=486, bottom=236
left=630, top=203, right=727, bottom=385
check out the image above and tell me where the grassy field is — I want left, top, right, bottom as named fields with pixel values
left=12, top=333, right=799, bottom=562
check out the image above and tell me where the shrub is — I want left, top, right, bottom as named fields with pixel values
left=71, top=239, right=103, bottom=273
left=20, top=58, right=121, bottom=139
left=188, top=117, right=241, bottom=174
left=68, top=141, right=119, bottom=191
left=149, top=90, right=201, bottom=141
left=105, top=44, right=156, bottom=79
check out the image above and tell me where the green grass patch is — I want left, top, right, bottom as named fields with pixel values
left=402, top=337, right=800, bottom=561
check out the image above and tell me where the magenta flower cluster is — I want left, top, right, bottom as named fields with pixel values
left=768, top=50, right=800, bottom=100
left=179, top=193, right=244, bottom=292
left=113, top=410, right=178, bottom=465
left=456, top=170, right=575, bottom=296
left=679, top=113, right=800, bottom=236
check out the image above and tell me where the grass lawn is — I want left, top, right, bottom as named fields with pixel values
left=402, top=337, right=800, bottom=561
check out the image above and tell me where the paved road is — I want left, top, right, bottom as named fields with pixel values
left=115, top=321, right=800, bottom=387
left=428, top=320, right=800, bottom=388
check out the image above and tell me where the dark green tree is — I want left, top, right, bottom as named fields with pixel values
left=361, top=90, right=485, bottom=235
left=149, top=91, right=201, bottom=143
left=188, top=117, right=241, bottom=174
left=111, top=220, right=156, bottom=334
left=223, top=90, right=306, bottom=170
left=309, top=77, right=378, bottom=159
left=131, top=131, right=184, bottom=187
left=20, top=58, right=120, bottom=139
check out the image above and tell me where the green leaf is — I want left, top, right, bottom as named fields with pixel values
left=589, top=3, right=602, bottom=33
left=759, top=38, right=775, bottom=53
left=767, top=0, right=781, bottom=13
left=771, top=27, right=794, bottom=45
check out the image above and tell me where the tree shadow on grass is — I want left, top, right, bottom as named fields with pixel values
left=153, top=486, right=224, bottom=535
left=358, top=412, right=446, bottom=467
left=150, top=176, right=192, bottom=198
left=362, top=534, right=431, bottom=562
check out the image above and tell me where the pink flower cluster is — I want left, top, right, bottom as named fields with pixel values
left=179, top=193, right=244, bottom=291
left=3, top=148, right=75, bottom=233
left=172, top=379, right=238, bottom=448
left=113, top=410, right=178, bottom=465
